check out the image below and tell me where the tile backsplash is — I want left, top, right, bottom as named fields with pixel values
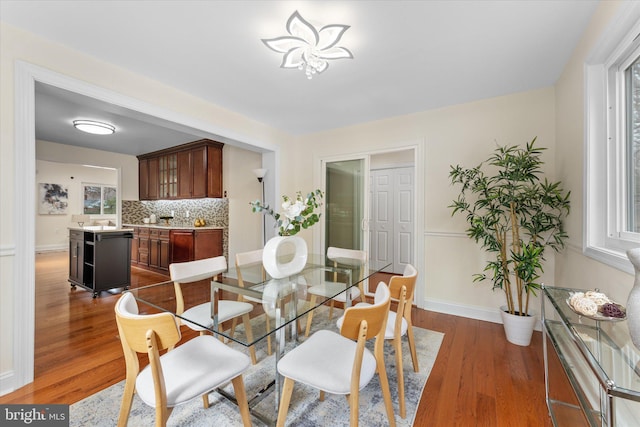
left=122, top=198, right=228, bottom=227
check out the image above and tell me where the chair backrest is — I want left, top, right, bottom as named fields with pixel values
left=327, top=246, right=368, bottom=288
left=170, top=256, right=227, bottom=315
left=169, top=256, right=227, bottom=284
left=235, top=249, right=265, bottom=287
left=389, top=263, right=417, bottom=308
left=339, top=281, right=390, bottom=341
left=115, top=292, right=181, bottom=354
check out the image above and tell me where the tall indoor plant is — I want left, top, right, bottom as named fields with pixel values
left=449, top=138, right=570, bottom=344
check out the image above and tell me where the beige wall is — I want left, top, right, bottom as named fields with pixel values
left=0, top=22, right=289, bottom=393
left=299, top=87, right=556, bottom=319
left=554, top=0, right=633, bottom=305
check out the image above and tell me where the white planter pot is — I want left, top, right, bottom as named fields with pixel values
left=499, top=306, right=537, bottom=346
left=262, top=235, right=308, bottom=279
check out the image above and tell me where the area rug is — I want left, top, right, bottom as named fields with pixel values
left=70, top=307, right=443, bottom=426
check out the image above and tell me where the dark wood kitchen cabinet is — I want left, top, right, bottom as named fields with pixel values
left=170, top=229, right=195, bottom=263
left=138, top=139, right=223, bottom=200
left=148, top=228, right=170, bottom=270
left=194, top=229, right=223, bottom=259
left=131, top=226, right=223, bottom=273
left=177, top=146, right=208, bottom=199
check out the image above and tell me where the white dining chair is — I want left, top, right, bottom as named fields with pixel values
left=169, top=256, right=257, bottom=364
left=114, top=292, right=252, bottom=427
left=337, top=263, right=419, bottom=418
left=304, top=247, right=367, bottom=337
left=276, top=282, right=396, bottom=427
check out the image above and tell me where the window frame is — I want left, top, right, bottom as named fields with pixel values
left=82, top=182, right=117, bottom=216
left=585, top=3, right=640, bottom=274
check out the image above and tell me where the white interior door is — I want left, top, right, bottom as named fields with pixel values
left=370, top=166, right=414, bottom=274
left=394, top=166, right=414, bottom=273
left=370, top=169, right=393, bottom=271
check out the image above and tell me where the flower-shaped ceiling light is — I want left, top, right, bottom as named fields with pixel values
left=262, top=11, right=353, bottom=80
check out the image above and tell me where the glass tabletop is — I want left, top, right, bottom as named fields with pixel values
left=543, top=285, right=640, bottom=399
left=127, top=255, right=390, bottom=348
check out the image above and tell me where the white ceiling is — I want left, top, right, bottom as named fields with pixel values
left=1, top=1, right=599, bottom=156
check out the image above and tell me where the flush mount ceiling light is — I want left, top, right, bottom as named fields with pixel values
left=73, top=120, right=115, bottom=135
left=262, top=10, right=353, bottom=79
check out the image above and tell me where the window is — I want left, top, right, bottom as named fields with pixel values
left=627, top=55, right=640, bottom=233
left=585, top=3, right=640, bottom=273
left=83, top=184, right=117, bottom=215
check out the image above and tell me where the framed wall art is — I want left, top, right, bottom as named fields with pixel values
left=38, top=183, right=69, bottom=215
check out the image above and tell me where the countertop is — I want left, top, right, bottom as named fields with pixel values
left=123, top=223, right=225, bottom=230
left=68, top=226, right=134, bottom=233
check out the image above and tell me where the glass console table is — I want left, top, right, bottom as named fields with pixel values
left=541, top=285, right=640, bottom=426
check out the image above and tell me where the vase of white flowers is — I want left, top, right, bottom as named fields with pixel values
left=251, top=189, right=323, bottom=278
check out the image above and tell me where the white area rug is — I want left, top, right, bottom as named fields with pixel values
left=70, top=307, right=444, bottom=426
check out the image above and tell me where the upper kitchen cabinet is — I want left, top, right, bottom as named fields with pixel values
left=138, top=139, right=223, bottom=200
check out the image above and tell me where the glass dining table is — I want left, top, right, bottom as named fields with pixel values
left=126, top=254, right=390, bottom=425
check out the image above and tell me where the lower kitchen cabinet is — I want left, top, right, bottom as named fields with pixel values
left=170, top=229, right=195, bottom=263
left=130, top=226, right=223, bottom=273
left=149, top=228, right=170, bottom=270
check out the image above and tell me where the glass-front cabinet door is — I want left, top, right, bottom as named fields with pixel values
left=158, top=153, right=177, bottom=199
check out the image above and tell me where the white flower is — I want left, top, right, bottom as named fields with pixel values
left=283, top=200, right=304, bottom=220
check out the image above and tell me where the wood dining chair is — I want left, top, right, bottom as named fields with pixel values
left=304, top=247, right=367, bottom=337
left=232, top=249, right=272, bottom=356
left=276, top=282, right=396, bottom=427
left=169, top=256, right=257, bottom=364
left=114, top=292, right=252, bottom=427
left=337, top=263, right=419, bottom=418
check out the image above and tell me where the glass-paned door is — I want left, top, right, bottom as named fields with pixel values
left=324, top=159, right=368, bottom=255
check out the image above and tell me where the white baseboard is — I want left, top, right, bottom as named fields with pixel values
left=423, top=298, right=542, bottom=331
left=0, top=370, right=16, bottom=397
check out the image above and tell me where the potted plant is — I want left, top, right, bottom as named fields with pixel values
left=449, top=138, right=570, bottom=346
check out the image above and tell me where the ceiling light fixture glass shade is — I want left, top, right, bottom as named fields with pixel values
left=73, top=120, right=115, bottom=135
left=262, top=10, right=353, bottom=79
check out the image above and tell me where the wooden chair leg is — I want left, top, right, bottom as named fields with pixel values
left=377, top=357, right=397, bottom=427
left=231, top=375, right=252, bottom=427
left=406, top=321, right=419, bottom=372
left=265, top=314, right=272, bottom=356
left=242, top=313, right=257, bottom=365
left=394, top=338, right=406, bottom=418
left=329, top=300, right=335, bottom=319
left=348, top=388, right=360, bottom=427
left=229, top=317, right=239, bottom=340
left=320, top=390, right=325, bottom=401
left=304, top=294, right=317, bottom=337
left=276, top=377, right=295, bottom=427
left=155, top=405, right=172, bottom=427
left=117, top=378, right=136, bottom=427
left=202, top=393, right=210, bottom=409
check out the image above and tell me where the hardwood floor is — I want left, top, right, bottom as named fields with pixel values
left=0, top=251, right=560, bottom=426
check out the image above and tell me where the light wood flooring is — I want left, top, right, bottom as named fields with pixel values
left=0, top=251, right=573, bottom=426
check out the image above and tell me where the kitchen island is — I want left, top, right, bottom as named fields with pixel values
left=68, top=226, right=133, bottom=297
